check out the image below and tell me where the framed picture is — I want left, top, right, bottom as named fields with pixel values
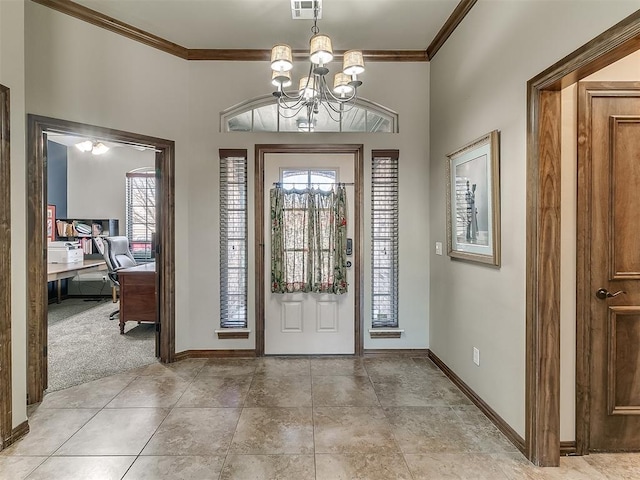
left=46, top=205, right=56, bottom=242
left=446, top=130, right=500, bottom=266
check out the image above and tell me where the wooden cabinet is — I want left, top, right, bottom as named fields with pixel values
left=118, top=262, right=156, bottom=334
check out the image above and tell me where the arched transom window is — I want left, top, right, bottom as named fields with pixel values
left=221, top=95, right=398, bottom=133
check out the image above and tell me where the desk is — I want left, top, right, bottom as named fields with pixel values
left=47, top=259, right=107, bottom=303
left=118, top=262, right=156, bottom=334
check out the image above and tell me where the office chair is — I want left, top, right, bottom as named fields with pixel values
left=101, top=236, right=137, bottom=321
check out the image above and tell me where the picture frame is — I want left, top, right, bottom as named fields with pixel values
left=446, top=130, right=500, bottom=266
left=46, top=204, right=56, bottom=242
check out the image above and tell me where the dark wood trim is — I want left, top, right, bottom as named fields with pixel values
left=254, top=144, right=364, bottom=357
left=32, top=1, right=429, bottom=63
left=525, top=89, right=562, bottom=467
left=31, top=0, right=189, bottom=59
left=560, top=441, right=577, bottom=456
left=525, top=10, right=640, bottom=466
left=426, top=0, right=477, bottom=60
left=363, top=349, right=429, bottom=357
left=428, top=350, right=527, bottom=456
left=369, top=331, right=402, bottom=339
left=26, top=115, right=176, bottom=404
left=174, top=349, right=257, bottom=360
left=3, top=421, right=30, bottom=449
left=0, top=84, right=12, bottom=451
left=216, top=331, right=251, bottom=340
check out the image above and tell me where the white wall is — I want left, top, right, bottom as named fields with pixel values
left=1, top=0, right=27, bottom=430
left=26, top=1, right=191, bottom=352
left=25, top=1, right=430, bottom=362
left=186, top=60, right=430, bottom=351
left=429, top=0, right=639, bottom=438
left=66, top=145, right=155, bottom=230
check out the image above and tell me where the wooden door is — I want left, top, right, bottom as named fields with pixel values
left=578, top=82, right=640, bottom=452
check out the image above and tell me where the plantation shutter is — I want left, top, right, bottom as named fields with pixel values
left=219, top=149, right=248, bottom=328
left=371, top=150, right=399, bottom=328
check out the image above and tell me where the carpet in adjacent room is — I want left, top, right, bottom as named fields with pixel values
left=47, top=298, right=156, bottom=392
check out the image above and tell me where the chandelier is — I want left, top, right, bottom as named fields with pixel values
left=269, top=0, right=365, bottom=132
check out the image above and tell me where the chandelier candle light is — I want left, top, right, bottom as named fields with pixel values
left=270, top=0, right=365, bottom=131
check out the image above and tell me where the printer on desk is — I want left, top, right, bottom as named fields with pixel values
left=48, top=241, right=83, bottom=264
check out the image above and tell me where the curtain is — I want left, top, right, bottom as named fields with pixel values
left=271, top=184, right=348, bottom=294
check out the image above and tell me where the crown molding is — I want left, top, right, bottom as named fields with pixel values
left=32, top=0, right=190, bottom=59
left=33, top=0, right=436, bottom=63
left=427, top=0, right=477, bottom=60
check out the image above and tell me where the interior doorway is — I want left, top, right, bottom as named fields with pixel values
left=255, top=144, right=364, bottom=356
left=44, top=134, right=158, bottom=392
left=525, top=12, right=640, bottom=466
left=26, top=115, right=176, bottom=404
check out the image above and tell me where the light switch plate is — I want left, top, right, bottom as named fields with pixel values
left=435, top=242, right=443, bottom=256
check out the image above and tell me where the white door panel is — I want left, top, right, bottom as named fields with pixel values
left=264, top=153, right=355, bottom=355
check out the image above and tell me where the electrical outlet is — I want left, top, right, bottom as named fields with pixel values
left=473, top=347, right=480, bottom=366
left=435, top=242, right=443, bottom=256
left=102, top=275, right=108, bottom=283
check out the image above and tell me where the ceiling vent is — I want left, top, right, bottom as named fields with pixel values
left=291, top=0, right=322, bottom=20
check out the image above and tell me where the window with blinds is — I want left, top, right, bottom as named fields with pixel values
left=126, top=170, right=156, bottom=261
left=219, top=150, right=248, bottom=329
left=371, top=150, right=399, bottom=328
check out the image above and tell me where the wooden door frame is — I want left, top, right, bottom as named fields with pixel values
left=0, top=84, right=12, bottom=449
left=26, top=115, right=176, bottom=404
left=526, top=12, right=640, bottom=466
left=575, top=81, right=640, bottom=455
left=254, top=144, right=364, bottom=357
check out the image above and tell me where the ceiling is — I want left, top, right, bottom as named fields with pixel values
left=70, top=0, right=462, bottom=52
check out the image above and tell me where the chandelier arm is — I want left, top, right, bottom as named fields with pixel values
left=277, top=103, right=307, bottom=119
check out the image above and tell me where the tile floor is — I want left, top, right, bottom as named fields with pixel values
left=1, top=356, right=639, bottom=479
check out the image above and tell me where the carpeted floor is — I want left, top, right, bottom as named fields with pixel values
left=47, top=298, right=157, bottom=392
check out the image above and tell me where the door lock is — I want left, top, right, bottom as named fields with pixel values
left=595, top=288, right=627, bottom=300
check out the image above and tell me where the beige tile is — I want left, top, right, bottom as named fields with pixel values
left=405, top=453, right=510, bottom=479
left=220, top=454, right=315, bottom=480
left=230, top=407, right=314, bottom=454
left=196, top=358, right=257, bottom=377
left=583, top=453, right=640, bottom=480
left=412, top=357, right=445, bottom=374
left=136, top=358, right=207, bottom=379
left=0, top=408, right=98, bottom=456
left=363, top=357, right=426, bottom=377
left=41, top=372, right=136, bottom=409
left=312, top=375, right=380, bottom=406
left=436, top=380, right=474, bottom=406
left=384, top=406, right=478, bottom=454
left=55, top=408, right=168, bottom=456
left=311, top=357, right=368, bottom=376
left=176, top=376, right=252, bottom=407
left=314, top=406, right=400, bottom=454
left=123, top=455, right=226, bottom=480
left=315, top=453, right=413, bottom=480
left=25, top=456, right=135, bottom=480
left=452, top=406, right=520, bottom=453
left=245, top=375, right=312, bottom=407
left=493, top=452, right=609, bottom=480
left=256, top=357, right=311, bottom=376
left=370, top=375, right=447, bottom=407
left=142, top=407, right=240, bottom=456
left=0, top=456, right=46, bottom=480
left=105, top=375, right=191, bottom=408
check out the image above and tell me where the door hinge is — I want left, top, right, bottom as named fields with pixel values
left=43, top=345, right=47, bottom=357
left=155, top=322, right=161, bottom=333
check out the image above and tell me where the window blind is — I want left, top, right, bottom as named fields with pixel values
left=371, top=150, right=399, bottom=328
left=125, top=171, right=156, bottom=261
left=219, top=150, right=248, bottom=329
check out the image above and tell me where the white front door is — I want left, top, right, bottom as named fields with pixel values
left=264, top=153, right=355, bottom=354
